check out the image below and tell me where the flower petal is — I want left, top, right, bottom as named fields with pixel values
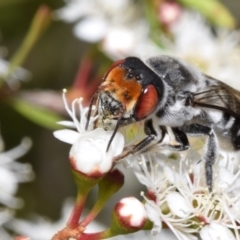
left=53, top=130, right=80, bottom=144
left=73, top=16, right=108, bottom=42
left=167, top=192, right=192, bottom=218
left=200, top=223, right=236, bottom=240
left=144, top=200, right=162, bottom=235
left=57, top=121, right=76, bottom=128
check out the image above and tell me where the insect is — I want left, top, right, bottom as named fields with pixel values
left=86, top=55, right=240, bottom=192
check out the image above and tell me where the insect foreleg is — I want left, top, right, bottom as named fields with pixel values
left=113, top=120, right=163, bottom=162
left=182, top=124, right=217, bottom=192
left=131, top=135, right=156, bottom=153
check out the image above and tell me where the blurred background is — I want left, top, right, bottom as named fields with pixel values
left=0, top=0, right=240, bottom=239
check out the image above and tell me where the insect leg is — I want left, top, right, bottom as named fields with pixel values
left=131, top=119, right=162, bottom=154
left=164, top=127, right=189, bottom=151
left=113, top=120, right=164, bottom=162
left=182, top=124, right=217, bottom=192
left=131, top=135, right=156, bottom=153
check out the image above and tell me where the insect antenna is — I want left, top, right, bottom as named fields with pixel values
left=106, top=105, right=126, bottom=152
left=85, top=91, right=99, bottom=130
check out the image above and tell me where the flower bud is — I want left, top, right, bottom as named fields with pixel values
left=158, top=1, right=181, bottom=27
left=70, top=128, right=124, bottom=177
left=111, top=197, right=147, bottom=234
left=99, top=168, right=124, bottom=191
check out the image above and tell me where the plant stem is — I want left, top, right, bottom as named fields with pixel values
left=0, top=5, right=51, bottom=87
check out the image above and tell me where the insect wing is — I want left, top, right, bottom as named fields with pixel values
left=193, top=75, right=240, bottom=119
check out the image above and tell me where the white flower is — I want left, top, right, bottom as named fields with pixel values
left=54, top=0, right=162, bottom=60
left=129, top=143, right=240, bottom=240
left=54, top=90, right=125, bottom=175
left=0, top=136, right=33, bottom=208
left=70, top=128, right=124, bottom=174
left=170, top=11, right=240, bottom=90
left=0, top=58, right=31, bottom=89
left=73, top=16, right=108, bottom=43
left=0, top=135, right=33, bottom=240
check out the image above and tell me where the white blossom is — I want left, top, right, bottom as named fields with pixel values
left=129, top=143, right=240, bottom=240
left=54, top=90, right=125, bottom=175
left=0, top=57, right=31, bottom=89
left=0, top=136, right=33, bottom=208
left=70, top=128, right=124, bottom=174
left=54, top=0, right=162, bottom=60
left=0, top=134, right=33, bottom=240
left=170, top=11, right=240, bottom=90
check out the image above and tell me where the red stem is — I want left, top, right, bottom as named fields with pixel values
left=67, top=194, right=87, bottom=229
left=73, top=57, right=92, bottom=89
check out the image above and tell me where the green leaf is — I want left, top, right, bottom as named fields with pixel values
left=0, top=5, right=52, bottom=87
left=142, top=0, right=166, bottom=49
left=9, top=98, right=62, bottom=130
left=177, top=0, right=235, bottom=29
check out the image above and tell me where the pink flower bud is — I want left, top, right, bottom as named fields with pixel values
left=158, top=1, right=181, bottom=27
left=112, top=197, right=147, bottom=233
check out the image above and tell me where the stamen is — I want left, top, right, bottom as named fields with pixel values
left=85, top=92, right=99, bottom=130
left=71, top=99, right=82, bottom=133
left=62, top=89, right=74, bottom=118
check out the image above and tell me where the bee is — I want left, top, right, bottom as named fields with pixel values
left=86, top=55, right=240, bottom=192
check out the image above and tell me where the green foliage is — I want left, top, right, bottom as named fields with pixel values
left=177, top=0, right=235, bottom=28
left=10, top=98, right=62, bottom=129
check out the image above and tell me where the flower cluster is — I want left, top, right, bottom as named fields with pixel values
left=55, top=0, right=240, bottom=91
left=129, top=144, right=240, bottom=240
left=54, top=0, right=161, bottom=60
left=170, top=11, right=240, bottom=89
left=0, top=135, right=33, bottom=240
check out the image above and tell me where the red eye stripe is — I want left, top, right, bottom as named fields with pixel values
left=103, top=59, right=125, bottom=80
left=134, top=85, right=159, bottom=120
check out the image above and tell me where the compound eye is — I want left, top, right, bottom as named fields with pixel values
left=134, top=85, right=159, bottom=120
